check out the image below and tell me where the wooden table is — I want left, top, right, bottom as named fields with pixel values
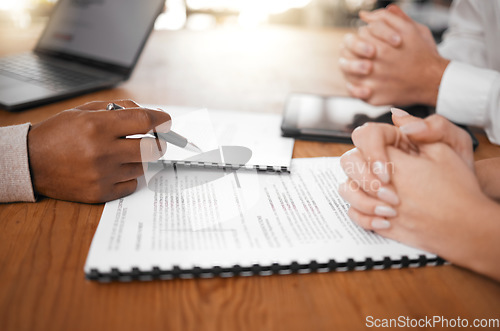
left=1, top=25, right=500, bottom=331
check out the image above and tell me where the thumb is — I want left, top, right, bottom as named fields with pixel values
left=391, top=107, right=424, bottom=128
left=391, top=109, right=474, bottom=169
left=386, top=4, right=412, bottom=21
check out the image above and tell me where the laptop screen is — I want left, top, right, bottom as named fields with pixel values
left=37, top=0, right=164, bottom=69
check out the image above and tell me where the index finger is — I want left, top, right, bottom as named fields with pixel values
left=106, top=107, right=172, bottom=138
left=74, top=99, right=141, bottom=110
left=359, top=6, right=412, bottom=32
left=351, top=122, right=414, bottom=184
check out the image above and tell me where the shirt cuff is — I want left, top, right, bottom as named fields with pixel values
left=436, top=61, right=498, bottom=127
left=0, top=123, right=36, bottom=202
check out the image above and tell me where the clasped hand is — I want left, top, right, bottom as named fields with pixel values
left=338, top=110, right=500, bottom=281
left=339, top=4, right=449, bottom=107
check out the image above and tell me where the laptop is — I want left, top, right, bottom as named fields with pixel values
left=0, top=0, right=165, bottom=111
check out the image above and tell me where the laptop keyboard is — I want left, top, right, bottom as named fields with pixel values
left=0, top=53, right=103, bottom=91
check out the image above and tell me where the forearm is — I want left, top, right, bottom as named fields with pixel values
left=457, top=197, right=500, bottom=282
left=433, top=194, right=500, bottom=282
left=475, top=158, right=500, bottom=201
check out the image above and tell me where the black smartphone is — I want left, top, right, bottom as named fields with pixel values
left=281, top=93, right=391, bottom=143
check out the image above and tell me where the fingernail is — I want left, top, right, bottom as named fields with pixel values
left=374, top=205, right=397, bottom=217
left=400, top=121, right=427, bottom=135
left=372, top=161, right=390, bottom=184
left=391, top=107, right=409, bottom=117
left=377, top=187, right=400, bottom=205
left=356, top=61, right=369, bottom=73
left=391, top=34, right=401, bottom=45
left=346, top=82, right=354, bottom=91
left=371, top=218, right=391, bottom=229
left=362, top=43, right=374, bottom=56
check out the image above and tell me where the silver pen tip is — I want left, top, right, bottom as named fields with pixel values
left=186, top=142, right=203, bottom=153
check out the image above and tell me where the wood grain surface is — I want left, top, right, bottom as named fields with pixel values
left=1, top=25, right=499, bottom=331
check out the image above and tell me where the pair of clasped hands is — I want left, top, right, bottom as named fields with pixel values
left=339, top=109, right=500, bottom=281
left=336, top=5, right=500, bottom=281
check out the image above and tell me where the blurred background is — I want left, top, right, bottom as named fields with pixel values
left=0, top=0, right=452, bottom=39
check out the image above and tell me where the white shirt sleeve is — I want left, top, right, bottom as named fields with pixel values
left=436, top=0, right=500, bottom=145
left=438, top=0, right=488, bottom=68
left=437, top=62, right=500, bottom=145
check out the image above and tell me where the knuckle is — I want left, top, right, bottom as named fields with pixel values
left=126, top=180, right=139, bottom=196
left=132, top=164, right=145, bottom=178
left=85, top=184, right=108, bottom=203
left=119, top=180, right=138, bottom=199
left=86, top=167, right=102, bottom=184
left=429, top=114, right=446, bottom=125
left=427, top=114, right=449, bottom=132
left=432, top=142, right=449, bottom=155
left=80, top=113, right=102, bottom=137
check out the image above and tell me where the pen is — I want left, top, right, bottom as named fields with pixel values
left=106, top=103, right=202, bottom=153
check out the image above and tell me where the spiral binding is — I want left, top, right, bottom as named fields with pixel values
left=160, top=160, right=289, bottom=173
left=86, top=255, right=446, bottom=282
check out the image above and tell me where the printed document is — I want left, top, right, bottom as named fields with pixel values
left=85, top=158, right=434, bottom=274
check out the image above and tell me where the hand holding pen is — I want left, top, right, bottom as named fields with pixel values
left=27, top=100, right=177, bottom=203
left=106, top=102, right=202, bottom=153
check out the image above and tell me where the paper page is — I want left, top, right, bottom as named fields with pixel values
left=149, top=106, right=294, bottom=171
left=85, top=157, right=434, bottom=274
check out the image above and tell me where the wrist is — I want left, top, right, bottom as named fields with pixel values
left=421, top=56, right=450, bottom=107
left=465, top=195, right=500, bottom=281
